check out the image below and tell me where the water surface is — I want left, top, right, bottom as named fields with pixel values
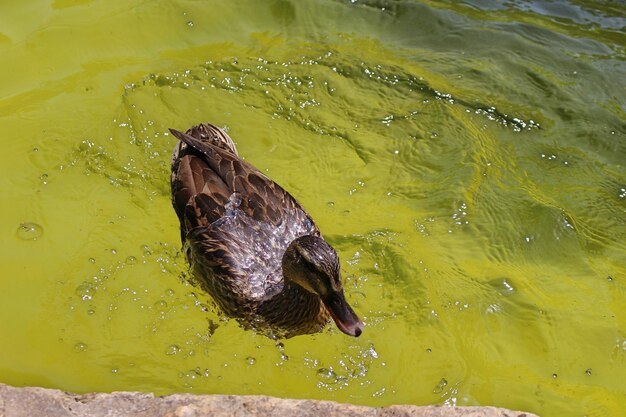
left=0, top=1, right=624, bottom=417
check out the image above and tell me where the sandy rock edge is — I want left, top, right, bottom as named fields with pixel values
left=0, top=383, right=538, bottom=417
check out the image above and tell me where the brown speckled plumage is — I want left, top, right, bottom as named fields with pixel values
left=169, top=123, right=363, bottom=338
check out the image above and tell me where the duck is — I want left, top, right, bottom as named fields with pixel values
left=168, top=123, right=363, bottom=338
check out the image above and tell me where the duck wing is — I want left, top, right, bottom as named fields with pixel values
left=169, top=124, right=320, bottom=238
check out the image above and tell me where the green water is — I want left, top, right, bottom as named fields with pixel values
left=1, top=1, right=624, bottom=416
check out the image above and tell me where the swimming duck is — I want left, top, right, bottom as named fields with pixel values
left=169, top=123, right=363, bottom=338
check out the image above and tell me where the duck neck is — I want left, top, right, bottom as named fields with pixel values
left=258, top=280, right=329, bottom=338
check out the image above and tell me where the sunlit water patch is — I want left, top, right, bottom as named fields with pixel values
left=0, top=1, right=624, bottom=417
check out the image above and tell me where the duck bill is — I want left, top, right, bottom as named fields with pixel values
left=322, top=291, right=364, bottom=337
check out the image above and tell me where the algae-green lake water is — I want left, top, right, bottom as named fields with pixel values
left=1, top=1, right=625, bottom=416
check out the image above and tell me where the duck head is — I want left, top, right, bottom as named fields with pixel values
left=282, top=235, right=364, bottom=337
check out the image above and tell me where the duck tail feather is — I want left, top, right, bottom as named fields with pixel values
left=169, top=123, right=238, bottom=155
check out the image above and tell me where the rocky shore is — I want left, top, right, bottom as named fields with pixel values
left=0, top=383, right=538, bottom=417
